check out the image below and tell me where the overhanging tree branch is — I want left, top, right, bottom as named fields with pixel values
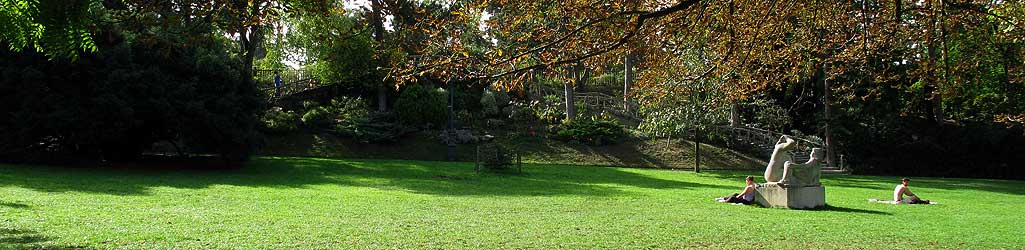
left=474, top=0, right=702, bottom=81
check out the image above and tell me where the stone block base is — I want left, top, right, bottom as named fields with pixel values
left=754, top=184, right=825, bottom=209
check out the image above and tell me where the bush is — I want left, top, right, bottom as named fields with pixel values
left=509, top=102, right=537, bottom=122
left=302, top=106, right=334, bottom=128
left=394, top=84, right=447, bottom=128
left=480, top=90, right=515, bottom=119
left=301, top=97, right=369, bottom=129
left=334, top=112, right=415, bottom=143
left=481, top=90, right=499, bottom=117
left=262, top=107, right=300, bottom=134
left=529, top=95, right=565, bottom=124
left=554, top=115, right=624, bottom=146
left=475, top=143, right=521, bottom=173
left=330, top=96, right=370, bottom=120
left=750, top=99, right=791, bottom=132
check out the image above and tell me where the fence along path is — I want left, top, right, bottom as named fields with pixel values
left=526, top=68, right=640, bottom=121
left=714, top=125, right=848, bottom=174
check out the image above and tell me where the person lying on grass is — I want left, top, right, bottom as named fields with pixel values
left=717, top=176, right=756, bottom=205
left=894, top=177, right=930, bottom=204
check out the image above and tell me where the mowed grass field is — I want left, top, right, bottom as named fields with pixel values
left=1, top=157, right=1023, bottom=249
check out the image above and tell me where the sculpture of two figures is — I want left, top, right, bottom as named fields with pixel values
left=764, top=135, right=824, bottom=187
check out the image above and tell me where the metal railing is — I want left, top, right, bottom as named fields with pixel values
left=254, top=68, right=322, bottom=100
left=715, top=125, right=848, bottom=173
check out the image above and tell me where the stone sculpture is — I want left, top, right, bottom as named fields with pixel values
left=754, top=136, right=827, bottom=209
left=778, top=148, right=825, bottom=187
left=764, top=135, right=797, bottom=183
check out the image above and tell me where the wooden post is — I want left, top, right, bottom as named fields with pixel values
left=517, top=153, right=522, bottom=173
left=694, top=128, right=701, bottom=173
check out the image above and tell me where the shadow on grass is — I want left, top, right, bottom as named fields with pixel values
left=819, top=205, right=891, bottom=215
left=0, top=228, right=88, bottom=250
left=0, top=202, right=30, bottom=209
left=0, top=157, right=732, bottom=197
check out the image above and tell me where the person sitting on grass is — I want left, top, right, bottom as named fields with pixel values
left=894, top=177, right=930, bottom=204
left=717, top=176, right=757, bottom=205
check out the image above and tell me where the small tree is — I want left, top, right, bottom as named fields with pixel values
left=635, top=47, right=731, bottom=172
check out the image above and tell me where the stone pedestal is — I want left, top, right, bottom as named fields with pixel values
left=754, top=184, right=825, bottom=209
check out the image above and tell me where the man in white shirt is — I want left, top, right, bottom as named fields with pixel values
left=894, top=177, right=930, bottom=204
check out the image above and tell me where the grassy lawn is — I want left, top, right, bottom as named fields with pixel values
left=1, top=157, right=1023, bottom=249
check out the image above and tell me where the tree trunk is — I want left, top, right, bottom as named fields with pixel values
left=936, top=0, right=949, bottom=124
left=564, top=69, right=577, bottom=120
left=240, top=26, right=258, bottom=87
left=624, top=54, right=633, bottom=112
left=377, top=85, right=388, bottom=112
left=576, top=67, right=590, bottom=93
left=371, top=0, right=388, bottom=112
left=923, top=0, right=942, bottom=124
left=823, top=65, right=836, bottom=169
left=730, top=103, right=740, bottom=127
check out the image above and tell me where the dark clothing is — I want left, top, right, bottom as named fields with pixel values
left=908, top=198, right=931, bottom=204
left=724, top=193, right=753, bottom=205
left=274, top=74, right=282, bottom=96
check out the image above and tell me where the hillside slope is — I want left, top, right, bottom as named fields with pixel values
left=260, top=131, right=766, bottom=170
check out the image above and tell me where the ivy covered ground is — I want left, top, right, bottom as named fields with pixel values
left=2, top=157, right=1022, bottom=249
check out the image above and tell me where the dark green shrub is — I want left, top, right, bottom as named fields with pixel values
left=394, top=84, right=447, bottom=128
left=329, top=96, right=370, bottom=121
left=481, top=89, right=513, bottom=118
left=554, top=115, right=624, bottom=146
left=301, top=97, right=369, bottom=129
left=475, top=143, right=521, bottom=173
left=262, top=107, right=300, bottom=134
left=530, top=95, right=565, bottom=124
left=481, top=90, right=500, bottom=117
left=334, top=112, right=415, bottom=143
left=509, top=102, right=538, bottom=122
left=302, top=107, right=334, bottom=128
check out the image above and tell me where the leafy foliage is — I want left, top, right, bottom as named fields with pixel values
left=280, top=6, right=379, bottom=86
left=554, top=115, right=624, bottom=146
left=301, top=106, right=334, bottom=128
left=479, top=89, right=510, bottom=118
left=0, top=0, right=97, bottom=60
left=476, top=143, right=520, bottom=172
left=748, top=99, right=792, bottom=133
left=394, top=84, right=447, bottom=127
left=0, top=21, right=263, bottom=163
left=301, top=97, right=370, bottom=129
left=334, top=112, right=415, bottom=143
left=262, top=107, right=301, bottom=134
left=526, top=95, right=566, bottom=124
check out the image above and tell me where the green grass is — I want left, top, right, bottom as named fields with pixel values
left=1, top=157, right=1023, bottom=249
